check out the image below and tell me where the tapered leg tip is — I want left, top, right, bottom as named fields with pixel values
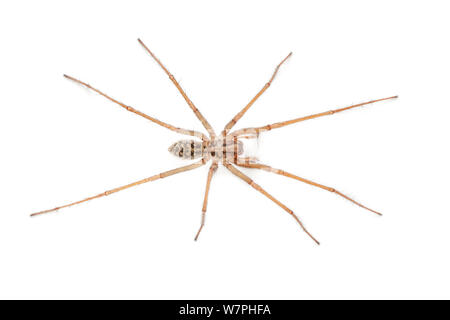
left=63, top=74, right=75, bottom=81
left=30, top=212, right=43, bottom=217
left=371, top=209, right=383, bottom=216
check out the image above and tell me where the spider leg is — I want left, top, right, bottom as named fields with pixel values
left=31, top=159, right=207, bottom=217
left=234, top=161, right=382, bottom=216
left=138, top=39, right=216, bottom=139
left=195, top=161, right=218, bottom=241
left=230, top=95, right=398, bottom=137
left=223, top=161, right=319, bottom=245
left=222, top=52, right=292, bottom=135
left=64, top=74, right=208, bottom=141
left=235, top=156, right=259, bottom=164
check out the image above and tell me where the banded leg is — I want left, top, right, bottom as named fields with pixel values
left=64, top=74, right=208, bottom=141
left=223, top=161, right=319, bottom=245
left=222, top=52, right=292, bottom=135
left=234, top=161, right=382, bottom=216
left=31, top=159, right=206, bottom=217
left=138, top=39, right=216, bottom=139
left=235, top=156, right=259, bottom=164
left=195, top=161, right=218, bottom=241
left=230, top=96, right=398, bottom=137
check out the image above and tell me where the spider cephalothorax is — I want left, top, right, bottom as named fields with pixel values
left=207, top=138, right=244, bottom=160
left=31, top=38, right=398, bottom=245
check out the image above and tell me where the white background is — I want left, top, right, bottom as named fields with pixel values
left=1, top=1, right=449, bottom=299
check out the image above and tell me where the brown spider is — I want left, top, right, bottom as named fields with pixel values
left=31, top=39, right=398, bottom=244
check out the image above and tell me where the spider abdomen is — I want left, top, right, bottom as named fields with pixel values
left=168, top=140, right=205, bottom=159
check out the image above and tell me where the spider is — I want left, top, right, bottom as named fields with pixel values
left=31, top=39, right=398, bottom=245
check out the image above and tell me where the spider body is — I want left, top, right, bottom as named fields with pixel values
left=31, top=39, right=398, bottom=245
left=168, top=138, right=244, bottom=160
